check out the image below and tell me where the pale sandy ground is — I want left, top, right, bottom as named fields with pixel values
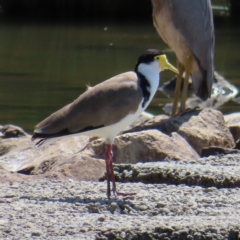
left=0, top=154, right=240, bottom=239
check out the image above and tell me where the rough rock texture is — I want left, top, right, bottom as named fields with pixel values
left=0, top=124, right=29, bottom=139
left=224, top=112, right=240, bottom=142
left=0, top=154, right=240, bottom=239
left=31, top=154, right=106, bottom=182
left=0, top=124, right=31, bottom=157
left=126, top=109, right=235, bottom=155
left=0, top=112, right=240, bottom=238
left=0, top=109, right=237, bottom=183
left=86, top=130, right=199, bottom=163
left=0, top=134, right=88, bottom=171
left=201, top=146, right=240, bottom=157
left=0, top=127, right=199, bottom=177
left=0, top=133, right=106, bottom=181
left=113, top=154, right=240, bottom=188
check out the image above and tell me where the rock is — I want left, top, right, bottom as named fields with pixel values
left=0, top=131, right=106, bottom=182
left=0, top=125, right=31, bottom=156
left=113, top=153, right=240, bottom=187
left=0, top=108, right=235, bottom=182
left=0, top=137, right=29, bottom=157
left=32, top=154, right=106, bottom=181
left=84, top=130, right=199, bottom=163
left=161, top=71, right=238, bottom=114
left=201, top=146, right=240, bottom=157
left=126, top=109, right=235, bottom=155
left=0, top=125, right=29, bottom=138
left=185, top=71, right=238, bottom=110
left=126, top=111, right=154, bottom=130
left=0, top=129, right=103, bottom=182
left=0, top=134, right=89, bottom=172
left=224, top=112, right=240, bottom=142
left=235, top=140, right=240, bottom=150
left=0, top=168, right=37, bottom=182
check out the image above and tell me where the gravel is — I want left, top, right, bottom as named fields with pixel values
left=0, top=154, right=240, bottom=239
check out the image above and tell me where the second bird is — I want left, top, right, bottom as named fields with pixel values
left=151, top=0, right=215, bottom=115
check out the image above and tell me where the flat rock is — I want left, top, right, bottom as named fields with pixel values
left=0, top=133, right=105, bottom=181
left=0, top=133, right=89, bottom=172
left=113, top=154, right=240, bottom=188
left=32, top=154, right=106, bottom=181
left=126, top=108, right=235, bottom=155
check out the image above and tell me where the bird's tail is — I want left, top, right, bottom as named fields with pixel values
left=192, top=58, right=213, bottom=101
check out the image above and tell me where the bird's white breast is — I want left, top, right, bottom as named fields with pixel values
left=137, top=61, right=161, bottom=104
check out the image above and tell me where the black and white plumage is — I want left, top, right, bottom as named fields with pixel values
left=32, top=49, right=178, bottom=199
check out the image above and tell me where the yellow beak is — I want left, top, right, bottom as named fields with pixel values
left=158, top=55, right=179, bottom=74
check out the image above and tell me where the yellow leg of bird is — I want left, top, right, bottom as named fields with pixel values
left=180, top=59, right=192, bottom=112
left=171, top=62, right=185, bottom=116
left=180, top=69, right=191, bottom=112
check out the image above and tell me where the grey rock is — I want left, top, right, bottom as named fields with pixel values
left=126, top=108, right=235, bottom=155
left=0, top=124, right=29, bottom=139
left=224, top=112, right=240, bottom=142
left=0, top=134, right=89, bottom=172
left=85, top=130, right=199, bottom=163
left=201, top=146, right=240, bottom=157
left=113, top=153, right=240, bottom=188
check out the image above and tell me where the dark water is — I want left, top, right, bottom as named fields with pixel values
left=0, top=21, right=239, bottom=133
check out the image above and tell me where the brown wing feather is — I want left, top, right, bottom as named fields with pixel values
left=34, top=72, right=143, bottom=135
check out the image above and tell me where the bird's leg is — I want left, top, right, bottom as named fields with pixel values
left=105, top=144, right=112, bottom=199
left=180, top=69, right=191, bottom=112
left=105, top=144, right=119, bottom=199
left=107, top=145, right=118, bottom=197
left=105, top=144, right=136, bottom=200
left=180, top=58, right=192, bottom=112
left=171, top=62, right=185, bottom=116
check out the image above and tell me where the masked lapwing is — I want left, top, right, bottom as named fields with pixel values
left=32, top=49, right=178, bottom=199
